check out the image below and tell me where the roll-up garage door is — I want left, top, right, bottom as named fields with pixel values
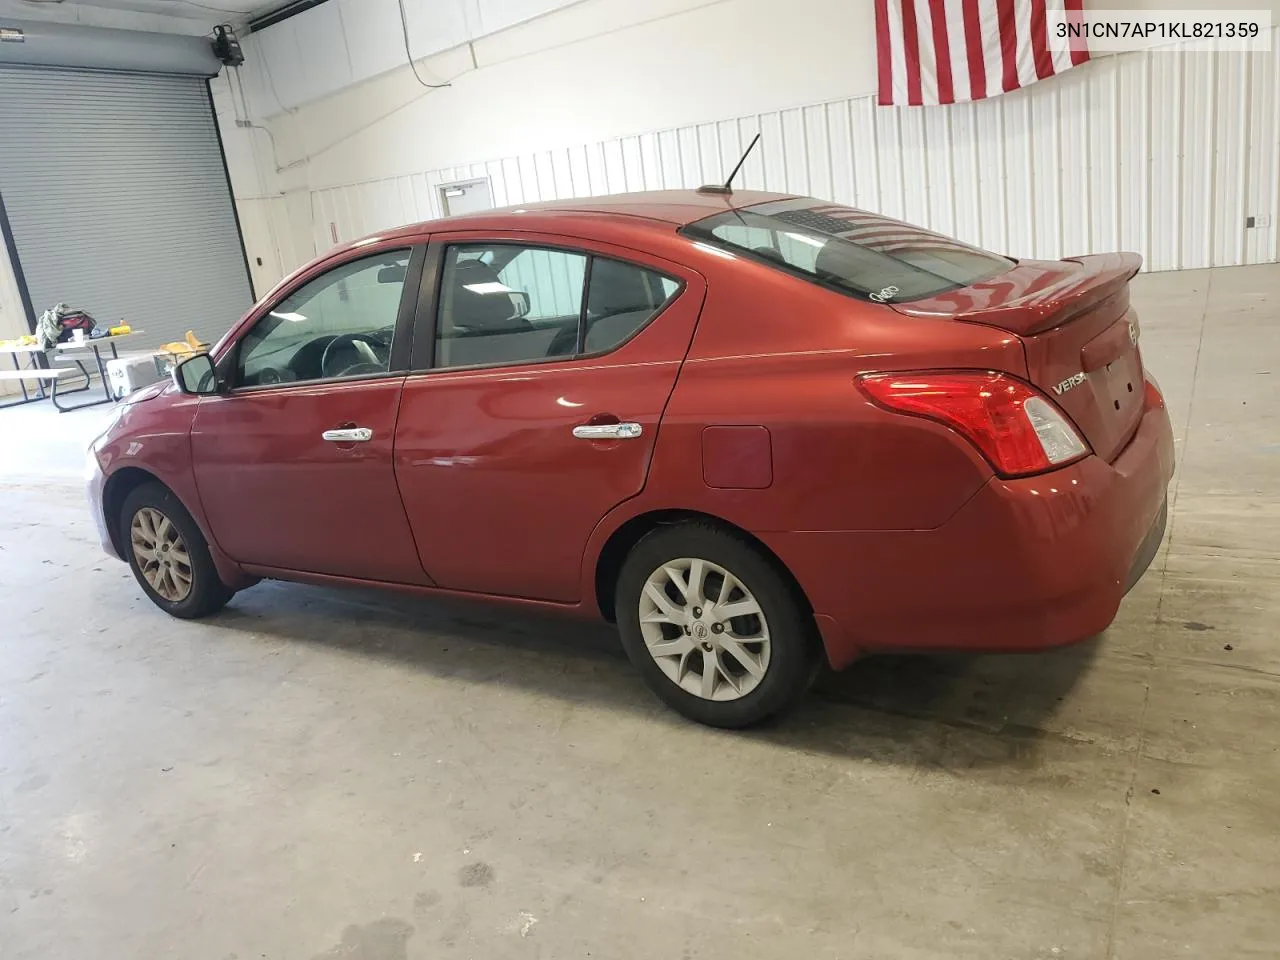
left=0, top=65, right=253, bottom=348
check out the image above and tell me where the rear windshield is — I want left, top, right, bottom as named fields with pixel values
left=683, top=198, right=1013, bottom=303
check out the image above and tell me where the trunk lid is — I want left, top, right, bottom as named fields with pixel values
left=891, top=253, right=1145, bottom=463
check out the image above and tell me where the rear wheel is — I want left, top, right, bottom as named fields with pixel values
left=121, top=482, right=233, bottom=619
left=616, top=523, right=820, bottom=727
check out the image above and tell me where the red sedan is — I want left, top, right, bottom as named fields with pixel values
left=87, top=191, right=1174, bottom=727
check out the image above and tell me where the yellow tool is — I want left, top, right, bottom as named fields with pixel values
left=158, top=330, right=209, bottom=357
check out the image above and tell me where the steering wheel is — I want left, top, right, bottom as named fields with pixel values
left=321, top=333, right=384, bottom=379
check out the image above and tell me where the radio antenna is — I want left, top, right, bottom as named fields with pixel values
left=696, top=133, right=761, bottom=196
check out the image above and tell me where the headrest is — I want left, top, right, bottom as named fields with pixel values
left=449, top=259, right=516, bottom=330
left=815, top=238, right=874, bottom=289
left=589, top=258, right=651, bottom=317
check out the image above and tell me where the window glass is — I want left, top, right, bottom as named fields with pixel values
left=583, top=258, right=681, bottom=354
left=237, top=251, right=409, bottom=386
left=683, top=198, right=1012, bottom=302
left=499, top=248, right=587, bottom=321
left=436, top=244, right=587, bottom=368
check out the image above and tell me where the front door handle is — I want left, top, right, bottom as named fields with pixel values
left=322, top=427, right=373, bottom=442
left=572, top=422, right=643, bottom=440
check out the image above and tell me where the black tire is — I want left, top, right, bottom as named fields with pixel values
left=120, top=481, right=234, bottom=619
left=615, top=522, right=821, bottom=728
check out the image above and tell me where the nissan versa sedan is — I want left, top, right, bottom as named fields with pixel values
left=87, top=190, right=1174, bottom=727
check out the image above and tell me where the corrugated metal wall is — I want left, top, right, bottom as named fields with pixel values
left=0, top=66, right=254, bottom=344
left=239, top=34, right=1279, bottom=284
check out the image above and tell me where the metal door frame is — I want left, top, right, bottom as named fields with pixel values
left=438, top=177, right=494, bottom=217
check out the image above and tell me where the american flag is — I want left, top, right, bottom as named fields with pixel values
left=875, top=0, right=1091, bottom=106
left=779, top=206, right=994, bottom=258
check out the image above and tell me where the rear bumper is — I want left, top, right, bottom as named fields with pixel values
left=761, top=384, right=1176, bottom=669
left=1124, top=496, right=1166, bottom=594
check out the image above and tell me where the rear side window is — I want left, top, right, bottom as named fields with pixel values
left=583, top=258, right=679, bottom=353
left=683, top=198, right=1012, bottom=303
left=434, top=244, right=680, bottom=369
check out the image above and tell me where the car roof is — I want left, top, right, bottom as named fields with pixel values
left=344, top=189, right=795, bottom=251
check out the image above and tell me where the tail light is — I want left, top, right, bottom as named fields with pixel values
left=857, top=371, right=1090, bottom=477
left=1143, top=375, right=1163, bottom=409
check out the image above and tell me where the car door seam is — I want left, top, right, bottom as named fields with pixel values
left=389, top=374, right=438, bottom=586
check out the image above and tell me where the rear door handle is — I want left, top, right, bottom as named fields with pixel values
left=322, top=427, right=373, bottom=442
left=572, top=422, right=643, bottom=440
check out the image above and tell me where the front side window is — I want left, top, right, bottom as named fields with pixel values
left=683, top=198, right=1012, bottom=303
left=237, top=251, right=410, bottom=386
left=435, top=245, right=586, bottom=369
left=434, top=244, right=679, bottom=369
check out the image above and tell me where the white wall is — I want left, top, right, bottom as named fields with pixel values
left=218, top=0, right=1280, bottom=287
left=221, top=0, right=879, bottom=193
left=0, top=234, right=25, bottom=335
left=0, top=227, right=29, bottom=396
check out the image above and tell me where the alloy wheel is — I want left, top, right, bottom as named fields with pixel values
left=130, top=506, right=193, bottom=602
left=637, top=557, right=771, bottom=701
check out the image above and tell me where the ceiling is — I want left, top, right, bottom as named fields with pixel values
left=0, top=0, right=287, bottom=34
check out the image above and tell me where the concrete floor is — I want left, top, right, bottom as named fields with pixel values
left=1, top=264, right=1278, bottom=960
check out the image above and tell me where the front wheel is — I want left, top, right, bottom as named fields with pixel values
left=121, top=482, right=233, bottom=619
left=615, top=523, right=820, bottom=728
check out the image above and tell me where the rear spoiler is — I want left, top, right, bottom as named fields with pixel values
left=891, top=252, right=1142, bottom=336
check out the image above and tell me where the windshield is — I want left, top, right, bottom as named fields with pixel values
left=683, top=198, right=1013, bottom=302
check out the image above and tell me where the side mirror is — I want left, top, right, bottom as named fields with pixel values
left=171, top=353, right=219, bottom=395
